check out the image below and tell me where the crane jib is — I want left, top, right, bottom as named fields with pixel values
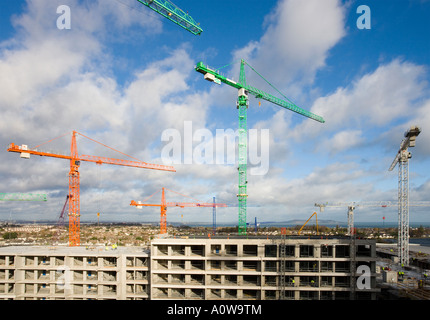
left=195, top=62, right=325, bottom=123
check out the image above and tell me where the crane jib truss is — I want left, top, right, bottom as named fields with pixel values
left=196, top=60, right=325, bottom=235
left=136, top=0, right=202, bottom=35
left=388, top=125, right=421, bottom=266
left=0, top=193, right=47, bottom=201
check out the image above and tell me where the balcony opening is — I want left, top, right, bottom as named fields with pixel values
left=299, top=261, right=319, bottom=272
left=225, top=275, right=237, bottom=285
left=280, top=245, right=295, bottom=257
left=190, top=245, right=205, bottom=256
left=300, top=245, right=314, bottom=258
left=335, top=261, right=350, bottom=273
left=321, top=245, right=333, bottom=257
left=172, top=245, right=185, bottom=256
left=265, top=245, right=277, bottom=257
left=225, top=261, right=237, bottom=270
left=225, top=245, right=237, bottom=256
left=211, top=244, right=222, bottom=255
left=243, top=245, right=258, bottom=256
left=356, top=244, right=372, bottom=257
left=335, top=245, right=350, bottom=258
left=190, top=260, right=205, bottom=271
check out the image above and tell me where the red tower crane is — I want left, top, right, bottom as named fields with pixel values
left=8, top=130, right=175, bottom=246
left=130, top=187, right=227, bottom=234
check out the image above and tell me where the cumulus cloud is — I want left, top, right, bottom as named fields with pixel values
left=311, top=59, right=427, bottom=129
left=290, top=59, right=429, bottom=152
left=0, top=0, right=203, bottom=222
left=319, top=130, right=364, bottom=155
left=232, top=0, right=346, bottom=91
left=1, top=0, right=429, bottom=225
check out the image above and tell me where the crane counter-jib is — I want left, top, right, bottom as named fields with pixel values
left=136, top=0, right=203, bottom=35
left=195, top=62, right=241, bottom=89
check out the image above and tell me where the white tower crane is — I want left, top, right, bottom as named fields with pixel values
left=315, top=201, right=393, bottom=236
left=388, top=125, right=421, bottom=266
left=315, top=201, right=430, bottom=238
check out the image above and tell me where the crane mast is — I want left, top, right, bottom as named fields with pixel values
left=388, top=125, right=421, bottom=266
left=136, top=0, right=202, bottom=35
left=196, top=60, right=324, bottom=235
left=69, top=131, right=80, bottom=246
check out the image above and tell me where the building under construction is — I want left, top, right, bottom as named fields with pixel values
left=0, top=236, right=381, bottom=300
left=0, top=245, right=149, bottom=300
left=150, top=237, right=379, bottom=300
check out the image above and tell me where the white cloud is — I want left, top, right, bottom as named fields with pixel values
left=309, top=59, right=427, bottom=132
left=232, top=0, right=346, bottom=90
left=319, top=130, right=364, bottom=155
left=0, top=0, right=204, bottom=222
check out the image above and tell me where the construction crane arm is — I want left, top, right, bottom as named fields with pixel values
left=195, top=62, right=241, bottom=89
left=130, top=200, right=227, bottom=208
left=245, top=84, right=325, bottom=123
left=0, top=193, right=47, bottom=201
left=130, top=200, right=162, bottom=207
left=388, top=125, right=421, bottom=171
left=8, top=143, right=73, bottom=161
left=79, top=154, right=175, bottom=171
left=195, top=61, right=325, bottom=123
left=8, top=143, right=175, bottom=172
left=166, top=202, right=227, bottom=208
left=136, top=0, right=202, bottom=35
left=298, top=212, right=318, bottom=235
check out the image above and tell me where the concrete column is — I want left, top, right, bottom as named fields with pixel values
left=314, top=245, right=321, bottom=259
left=294, top=244, right=299, bottom=258
left=117, top=254, right=126, bottom=300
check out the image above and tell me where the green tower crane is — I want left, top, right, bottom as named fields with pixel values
left=196, top=60, right=325, bottom=235
left=0, top=193, right=47, bottom=201
left=136, top=0, right=202, bottom=35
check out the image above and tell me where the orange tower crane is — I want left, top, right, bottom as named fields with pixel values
left=8, top=131, right=175, bottom=246
left=130, top=187, right=227, bottom=234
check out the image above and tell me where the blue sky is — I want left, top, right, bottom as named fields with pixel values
left=0, top=0, right=429, bottom=228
